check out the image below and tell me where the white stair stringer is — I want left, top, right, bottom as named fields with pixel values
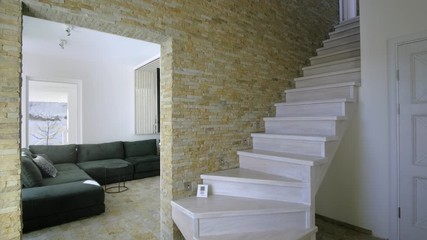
left=172, top=18, right=361, bottom=240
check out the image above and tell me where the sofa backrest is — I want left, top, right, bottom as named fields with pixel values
left=123, top=139, right=157, bottom=158
left=29, top=144, right=78, bottom=164
left=77, top=141, right=124, bottom=162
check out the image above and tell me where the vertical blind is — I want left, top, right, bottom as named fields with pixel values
left=135, top=58, right=159, bottom=134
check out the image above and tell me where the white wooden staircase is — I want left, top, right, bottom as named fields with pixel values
left=172, top=17, right=361, bottom=240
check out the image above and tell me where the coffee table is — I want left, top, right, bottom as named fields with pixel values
left=104, top=163, right=129, bottom=193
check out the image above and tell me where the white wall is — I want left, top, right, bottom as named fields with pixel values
left=23, top=53, right=159, bottom=144
left=316, top=0, right=427, bottom=238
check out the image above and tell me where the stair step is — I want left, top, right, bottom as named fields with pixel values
left=286, top=82, right=360, bottom=103
left=323, top=32, right=360, bottom=48
left=238, top=149, right=326, bottom=181
left=330, top=19, right=360, bottom=39
left=303, top=56, right=360, bottom=76
left=251, top=133, right=336, bottom=157
left=264, top=116, right=346, bottom=136
left=172, top=195, right=310, bottom=239
left=333, top=16, right=360, bottom=32
left=275, top=98, right=354, bottom=117
left=197, top=227, right=317, bottom=240
left=238, top=149, right=327, bottom=166
left=309, top=47, right=360, bottom=65
left=202, top=168, right=309, bottom=202
left=317, top=39, right=360, bottom=56
left=202, top=168, right=305, bottom=187
left=295, top=68, right=360, bottom=88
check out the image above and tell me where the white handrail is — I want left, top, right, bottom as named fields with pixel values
left=340, top=0, right=359, bottom=22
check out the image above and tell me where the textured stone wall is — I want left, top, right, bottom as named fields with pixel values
left=1, top=0, right=338, bottom=239
left=0, top=0, right=22, bottom=239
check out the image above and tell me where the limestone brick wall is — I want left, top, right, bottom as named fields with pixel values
left=0, top=0, right=22, bottom=239
left=1, top=0, right=338, bottom=239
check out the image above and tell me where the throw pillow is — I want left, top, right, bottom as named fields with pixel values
left=33, top=154, right=58, bottom=178
left=21, top=156, right=43, bottom=187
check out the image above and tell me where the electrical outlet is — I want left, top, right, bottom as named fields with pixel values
left=184, top=182, right=191, bottom=191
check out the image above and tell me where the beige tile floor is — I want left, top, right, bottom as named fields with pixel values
left=23, top=176, right=382, bottom=240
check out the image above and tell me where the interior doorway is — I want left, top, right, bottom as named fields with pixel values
left=23, top=78, right=82, bottom=147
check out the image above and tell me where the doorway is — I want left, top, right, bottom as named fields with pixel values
left=23, top=78, right=82, bottom=147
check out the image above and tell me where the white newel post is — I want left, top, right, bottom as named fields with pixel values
left=340, top=0, right=359, bottom=22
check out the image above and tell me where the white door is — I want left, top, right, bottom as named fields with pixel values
left=397, top=38, right=427, bottom=239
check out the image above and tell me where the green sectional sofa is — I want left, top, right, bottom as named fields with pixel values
left=21, top=139, right=159, bottom=232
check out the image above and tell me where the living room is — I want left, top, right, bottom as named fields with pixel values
left=20, top=16, right=162, bottom=238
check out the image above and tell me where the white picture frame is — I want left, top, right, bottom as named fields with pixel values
left=197, top=184, right=208, bottom=198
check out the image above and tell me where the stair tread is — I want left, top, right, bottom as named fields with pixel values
left=275, top=98, right=353, bottom=106
left=302, top=56, right=360, bottom=70
left=309, top=47, right=360, bottom=61
left=264, top=116, right=347, bottom=121
left=197, top=227, right=317, bottom=240
left=323, top=31, right=360, bottom=44
left=172, top=195, right=310, bottom=218
left=201, top=168, right=306, bottom=186
left=317, top=39, right=360, bottom=52
left=285, top=81, right=360, bottom=93
left=330, top=23, right=360, bottom=36
left=252, top=133, right=337, bottom=141
left=295, top=67, right=360, bottom=81
left=238, top=149, right=327, bottom=166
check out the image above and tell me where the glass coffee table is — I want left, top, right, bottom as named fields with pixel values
left=104, top=163, right=129, bottom=193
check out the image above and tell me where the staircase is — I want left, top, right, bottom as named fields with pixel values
left=172, top=17, right=360, bottom=240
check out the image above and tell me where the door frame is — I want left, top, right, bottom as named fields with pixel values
left=387, top=30, right=427, bottom=240
left=23, top=76, right=83, bottom=147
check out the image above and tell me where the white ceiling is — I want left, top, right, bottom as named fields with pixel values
left=22, top=16, right=160, bottom=67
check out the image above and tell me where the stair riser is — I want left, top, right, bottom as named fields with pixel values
left=286, top=85, right=358, bottom=103
left=203, top=179, right=309, bottom=203
left=199, top=211, right=308, bottom=237
left=296, top=71, right=360, bottom=88
left=239, top=155, right=311, bottom=181
left=310, top=49, right=360, bottom=65
left=323, top=33, right=360, bottom=48
left=329, top=26, right=360, bottom=39
left=275, top=102, right=351, bottom=117
left=172, top=207, right=197, bottom=240
left=317, top=41, right=360, bottom=56
left=252, top=137, right=329, bottom=157
left=303, top=59, right=360, bottom=76
left=264, top=120, right=343, bottom=136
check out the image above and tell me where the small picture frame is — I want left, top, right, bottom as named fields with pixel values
left=197, top=184, right=208, bottom=198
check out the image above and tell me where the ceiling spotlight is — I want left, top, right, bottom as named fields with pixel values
left=59, top=39, right=67, bottom=49
left=65, top=25, right=74, bottom=36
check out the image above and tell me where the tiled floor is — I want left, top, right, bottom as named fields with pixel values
left=24, top=176, right=382, bottom=240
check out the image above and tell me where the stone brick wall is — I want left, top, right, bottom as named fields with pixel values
left=0, top=0, right=22, bottom=239
left=1, top=0, right=338, bottom=239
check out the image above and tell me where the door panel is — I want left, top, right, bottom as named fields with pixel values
left=398, top=39, right=427, bottom=239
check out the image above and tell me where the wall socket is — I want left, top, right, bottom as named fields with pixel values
left=184, top=182, right=191, bottom=191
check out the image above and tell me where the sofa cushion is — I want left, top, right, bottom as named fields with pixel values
left=33, top=155, right=58, bottom=178
left=125, top=155, right=160, bottom=172
left=77, top=141, right=124, bottom=162
left=29, top=144, right=77, bottom=164
left=41, top=163, right=92, bottom=186
left=77, top=159, right=133, bottom=185
left=21, top=156, right=43, bottom=188
left=22, top=181, right=105, bottom=221
left=123, top=139, right=157, bottom=158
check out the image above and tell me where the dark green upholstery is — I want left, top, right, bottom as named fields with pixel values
left=41, top=164, right=91, bottom=186
left=30, top=144, right=77, bottom=164
left=125, top=155, right=160, bottom=179
left=124, top=139, right=157, bottom=157
left=78, top=141, right=124, bottom=162
left=77, top=159, right=133, bottom=185
left=22, top=181, right=105, bottom=232
left=21, top=155, right=43, bottom=188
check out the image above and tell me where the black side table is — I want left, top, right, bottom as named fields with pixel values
left=104, top=163, right=129, bottom=193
